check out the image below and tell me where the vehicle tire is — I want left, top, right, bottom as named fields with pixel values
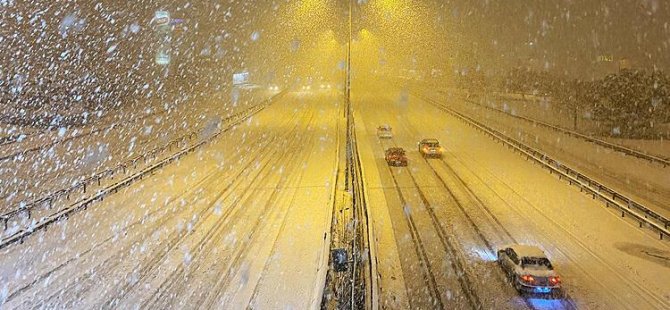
left=514, top=281, right=523, bottom=292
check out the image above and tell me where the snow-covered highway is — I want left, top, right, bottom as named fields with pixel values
left=0, top=85, right=669, bottom=309
left=0, top=89, right=342, bottom=309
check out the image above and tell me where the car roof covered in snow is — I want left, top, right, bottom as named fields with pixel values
left=378, top=124, right=392, bottom=129
left=504, top=244, right=547, bottom=258
left=420, top=138, right=439, bottom=144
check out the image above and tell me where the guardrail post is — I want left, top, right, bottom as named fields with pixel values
left=83, top=183, right=86, bottom=193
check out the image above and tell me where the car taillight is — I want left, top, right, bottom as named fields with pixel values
left=520, top=275, right=535, bottom=284
left=549, top=276, right=561, bottom=285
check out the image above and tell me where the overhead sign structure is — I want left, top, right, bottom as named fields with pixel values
left=153, top=10, right=171, bottom=27
left=233, top=72, right=250, bottom=86
left=155, top=51, right=170, bottom=66
left=153, top=10, right=172, bottom=66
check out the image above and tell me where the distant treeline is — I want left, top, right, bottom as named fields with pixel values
left=457, top=68, right=670, bottom=138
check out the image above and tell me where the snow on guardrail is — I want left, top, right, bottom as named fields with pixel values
left=0, top=90, right=287, bottom=248
left=419, top=93, right=670, bottom=240
left=457, top=94, right=670, bottom=168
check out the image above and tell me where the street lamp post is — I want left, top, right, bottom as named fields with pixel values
left=346, top=0, right=352, bottom=103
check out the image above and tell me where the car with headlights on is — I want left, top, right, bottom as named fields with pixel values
left=497, top=245, right=562, bottom=298
left=418, top=138, right=442, bottom=158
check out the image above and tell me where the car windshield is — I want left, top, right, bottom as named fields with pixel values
left=2, top=1, right=668, bottom=309
left=521, top=257, right=553, bottom=270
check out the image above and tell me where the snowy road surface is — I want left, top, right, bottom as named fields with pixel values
left=0, top=90, right=341, bottom=309
left=354, top=81, right=670, bottom=309
left=1, top=85, right=669, bottom=309
left=0, top=88, right=270, bottom=211
left=427, top=88, right=670, bottom=219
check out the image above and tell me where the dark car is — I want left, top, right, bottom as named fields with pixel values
left=385, top=147, right=408, bottom=166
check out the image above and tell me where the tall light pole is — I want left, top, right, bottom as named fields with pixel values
left=346, top=0, right=352, bottom=103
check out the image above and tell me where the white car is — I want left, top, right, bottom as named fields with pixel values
left=497, top=245, right=562, bottom=297
left=376, top=125, right=393, bottom=139
left=418, top=138, right=443, bottom=158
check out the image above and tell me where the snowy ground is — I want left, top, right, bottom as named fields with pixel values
left=353, top=81, right=670, bottom=309
left=1, top=83, right=669, bottom=309
left=0, top=89, right=341, bottom=309
left=0, top=88, right=274, bottom=211
left=427, top=88, right=670, bottom=220
left=464, top=90, right=670, bottom=158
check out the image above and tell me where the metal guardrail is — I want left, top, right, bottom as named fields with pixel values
left=337, top=97, right=377, bottom=309
left=0, top=110, right=164, bottom=163
left=458, top=94, right=670, bottom=167
left=420, top=94, right=670, bottom=240
left=0, top=92, right=284, bottom=246
left=348, top=110, right=378, bottom=310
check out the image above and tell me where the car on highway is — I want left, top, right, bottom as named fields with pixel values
left=497, top=245, right=562, bottom=297
left=268, top=84, right=280, bottom=91
left=377, top=124, right=393, bottom=139
left=385, top=147, right=408, bottom=166
left=418, top=138, right=442, bottom=158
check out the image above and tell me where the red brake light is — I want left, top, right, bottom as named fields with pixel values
left=520, top=275, right=535, bottom=283
left=549, top=276, right=561, bottom=285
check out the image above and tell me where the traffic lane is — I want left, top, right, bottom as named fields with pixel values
left=358, top=90, right=528, bottom=309
left=120, top=90, right=340, bottom=309
left=355, top=94, right=441, bottom=309
left=123, top=110, right=317, bottom=309
left=439, top=91, right=670, bottom=219
left=248, top=99, right=339, bottom=309
left=400, top=89, right=670, bottom=309
left=353, top=113, right=410, bottom=309
left=0, top=90, right=330, bottom=308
